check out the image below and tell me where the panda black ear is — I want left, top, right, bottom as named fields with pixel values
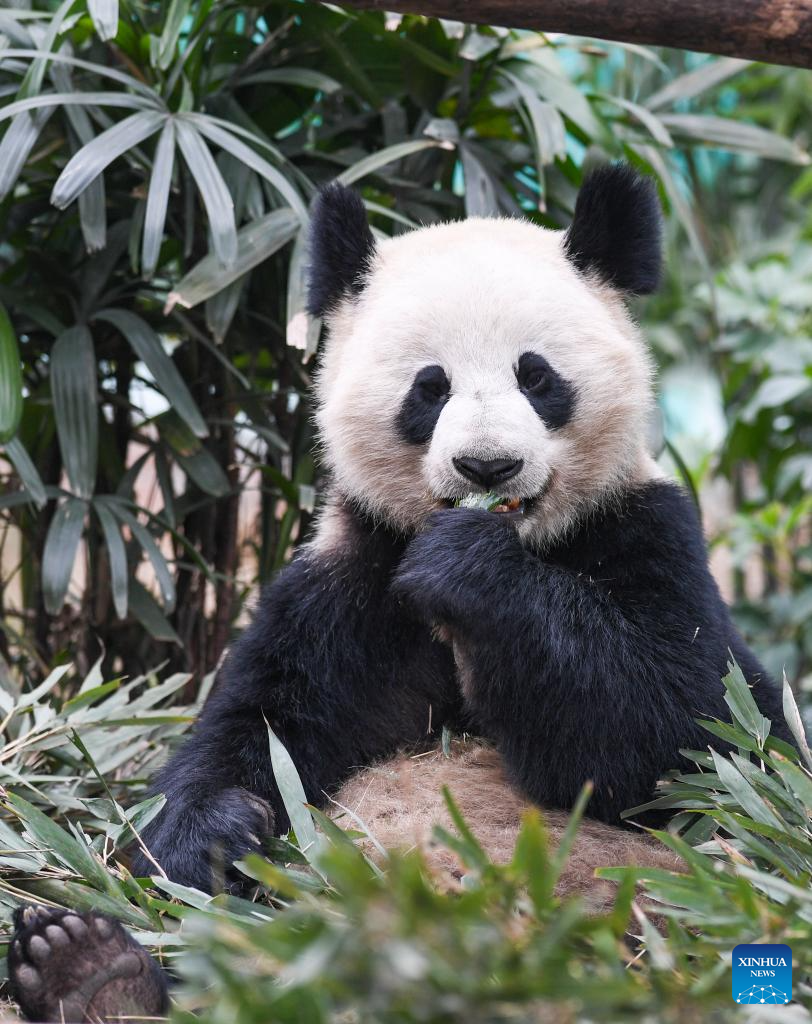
left=307, top=182, right=376, bottom=317
left=564, top=164, right=662, bottom=295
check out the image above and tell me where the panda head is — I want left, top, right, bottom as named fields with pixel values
left=309, top=164, right=662, bottom=546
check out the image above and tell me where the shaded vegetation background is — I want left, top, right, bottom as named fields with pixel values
left=1, top=1, right=811, bottom=709
left=1, top=5, right=812, bottom=1022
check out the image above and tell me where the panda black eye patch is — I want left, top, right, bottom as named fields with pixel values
left=395, top=364, right=450, bottom=445
left=516, top=351, right=576, bottom=430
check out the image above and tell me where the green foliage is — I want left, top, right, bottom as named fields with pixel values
left=1, top=2, right=809, bottom=685
left=1, top=16, right=811, bottom=1015
left=689, top=245, right=812, bottom=687
left=0, top=658, right=810, bottom=1021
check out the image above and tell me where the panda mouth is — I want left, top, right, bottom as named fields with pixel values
left=440, top=494, right=531, bottom=517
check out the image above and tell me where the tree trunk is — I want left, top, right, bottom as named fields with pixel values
left=339, top=0, right=812, bottom=69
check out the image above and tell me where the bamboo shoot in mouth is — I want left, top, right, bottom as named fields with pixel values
left=455, top=493, right=525, bottom=516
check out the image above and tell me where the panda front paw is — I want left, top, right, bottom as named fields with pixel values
left=392, top=507, right=523, bottom=628
left=133, top=787, right=275, bottom=895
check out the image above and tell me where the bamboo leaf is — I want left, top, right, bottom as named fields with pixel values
left=742, top=375, right=811, bottom=422
left=659, top=114, right=810, bottom=165
left=239, top=68, right=341, bottom=93
left=128, top=579, right=181, bottom=645
left=15, top=663, right=71, bottom=710
left=266, top=720, right=320, bottom=860
left=17, top=878, right=152, bottom=930
left=460, top=145, right=499, bottom=217
left=17, top=0, right=75, bottom=99
left=50, top=63, right=107, bottom=251
left=0, top=48, right=159, bottom=99
left=782, top=672, right=812, bottom=771
left=0, top=108, right=53, bottom=202
left=337, top=140, right=442, bottom=185
left=184, top=114, right=307, bottom=220
left=710, top=751, right=785, bottom=831
left=153, top=447, right=177, bottom=528
left=175, top=119, right=237, bottom=269
left=6, top=792, right=120, bottom=896
left=440, top=786, right=490, bottom=871
left=51, top=325, right=97, bottom=499
left=286, top=228, right=321, bottom=357
left=166, top=207, right=298, bottom=310
left=157, top=0, right=191, bottom=72
left=599, top=94, right=674, bottom=148
left=0, top=301, right=22, bottom=444
left=632, top=144, right=709, bottom=270
left=4, top=437, right=47, bottom=508
left=42, top=496, right=86, bottom=614
left=500, top=69, right=567, bottom=168
left=548, top=783, right=593, bottom=894
left=508, top=59, right=607, bottom=143
left=205, top=274, right=245, bottom=345
left=142, top=118, right=176, bottom=278
left=103, top=498, right=176, bottom=612
left=511, top=810, right=552, bottom=912
left=0, top=92, right=155, bottom=123
left=95, top=308, right=207, bottom=439
left=74, top=141, right=107, bottom=254
left=156, top=411, right=230, bottom=496
left=51, top=109, right=166, bottom=210
left=87, top=0, right=119, bottom=42
left=93, top=497, right=128, bottom=620
left=646, top=57, right=750, bottom=111
left=721, top=659, right=771, bottom=745
left=771, top=755, right=812, bottom=816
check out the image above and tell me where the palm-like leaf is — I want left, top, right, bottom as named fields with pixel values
left=51, top=109, right=166, bottom=209
left=0, top=300, right=22, bottom=444
left=50, top=326, right=98, bottom=500
left=175, top=118, right=238, bottom=268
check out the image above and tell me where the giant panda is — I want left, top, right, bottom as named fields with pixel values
left=8, top=164, right=793, bottom=1022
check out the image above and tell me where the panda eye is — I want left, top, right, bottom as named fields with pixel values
left=415, top=365, right=450, bottom=402
left=516, top=350, right=577, bottom=431
left=396, top=365, right=450, bottom=445
left=516, top=353, right=549, bottom=394
left=523, top=368, right=547, bottom=391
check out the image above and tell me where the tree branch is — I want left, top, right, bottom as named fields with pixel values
left=337, top=0, right=812, bottom=69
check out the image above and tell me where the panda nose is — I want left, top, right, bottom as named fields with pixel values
left=452, top=457, right=524, bottom=489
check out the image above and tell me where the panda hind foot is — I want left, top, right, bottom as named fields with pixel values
left=8, top=906, right=169, bottom=1023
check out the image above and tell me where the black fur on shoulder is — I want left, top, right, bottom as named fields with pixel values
left=564, top=164, right=662, bottom=295
left=307, top=182, right=376, bottom=316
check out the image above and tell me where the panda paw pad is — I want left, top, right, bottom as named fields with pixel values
left=9, top=906, right=168, bottom=1023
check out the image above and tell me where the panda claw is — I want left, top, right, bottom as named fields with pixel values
left=22, top=905, right=49, bottom=926
left=245, top=794, right=275, bottom=831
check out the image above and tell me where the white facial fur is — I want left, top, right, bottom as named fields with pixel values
left=314, top=216, right=659, bottom=548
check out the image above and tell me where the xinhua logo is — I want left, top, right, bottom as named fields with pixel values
left=732, top=943, right=792, bottom=1004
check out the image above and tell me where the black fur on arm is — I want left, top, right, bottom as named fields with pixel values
left=307, top=182, right=376, bottom=317
left=134, top=519, right=460, bottom=893
left=564, top=164, right=662, bottom=295
left=392, top=483, right=790, bottom=823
